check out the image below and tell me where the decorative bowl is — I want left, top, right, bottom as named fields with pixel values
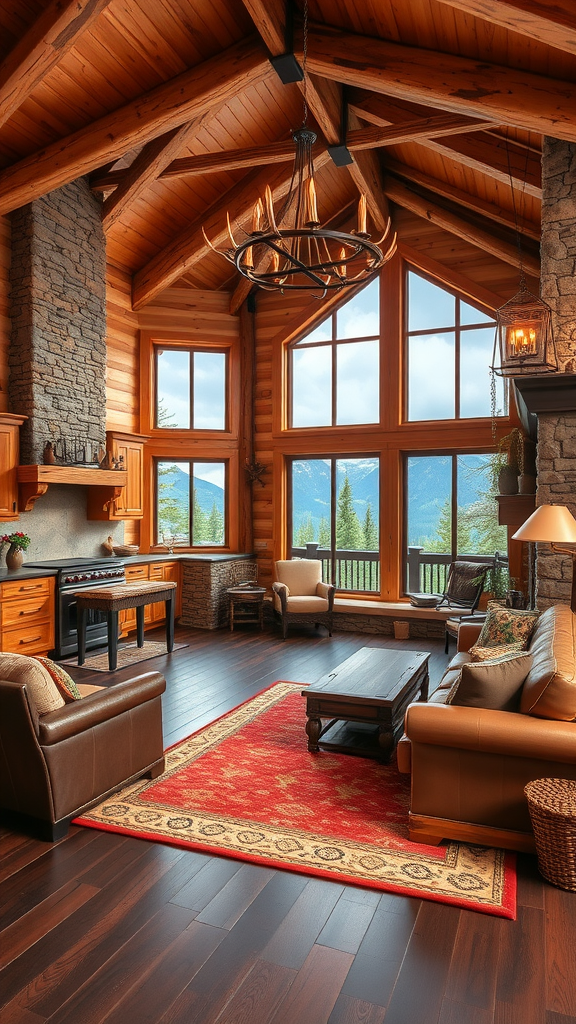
left=112, top=544, right=139, bottom=556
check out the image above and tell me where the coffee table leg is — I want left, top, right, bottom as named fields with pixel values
left=378, top=727, right=394, bottom=762
left=306, top=715, right=322, bottom=752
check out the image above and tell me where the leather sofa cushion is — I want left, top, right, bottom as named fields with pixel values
left=0, top=652, right=65, bottom=715
left=522, top=605, right=576, bottom=720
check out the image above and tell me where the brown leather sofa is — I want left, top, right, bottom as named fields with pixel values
left=0, top=670, right=166, bottom=840
left=397, top=604, right=576, bottom=852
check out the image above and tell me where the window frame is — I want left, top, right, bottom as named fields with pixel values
left=154, top=345, right=229, bottom=432
left=286, top=452, right=381, bottom=595
left=403, top=266, right=503, bottom=424
left=287, top=281, right=381, bottom=431
left=153, top=456, right=229, bottom=550
left=402, top=448, right=506, bottom=594
left=140, top=330, right=239, bottom=441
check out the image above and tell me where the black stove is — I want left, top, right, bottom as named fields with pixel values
left=27, top=557, right=126, bottom=658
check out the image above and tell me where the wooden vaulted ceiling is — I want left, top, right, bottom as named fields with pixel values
left=1, top=0, right=575, bottom=313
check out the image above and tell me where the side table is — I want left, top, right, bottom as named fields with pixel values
left=227, top=586, right=266, bottom=632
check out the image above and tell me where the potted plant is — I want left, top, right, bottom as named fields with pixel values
left=497, top=427, right=525, bottom=495
left=1, top=531, right=31, bottom=570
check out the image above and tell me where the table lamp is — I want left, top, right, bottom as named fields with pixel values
left=512, top=504, right=576, bottom=610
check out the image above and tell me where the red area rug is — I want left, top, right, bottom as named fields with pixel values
left=75, top=682, right=516, bottom=917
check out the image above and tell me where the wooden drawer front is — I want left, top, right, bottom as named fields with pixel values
left=2, top=593, right=52, bottom=627
left=149, top=563, right=166, bottom=580
left=2, top=618, right=53, bottom=655
left=125, top=565, right=149, bottom=581
left=2, top=577, right=52, bottom=600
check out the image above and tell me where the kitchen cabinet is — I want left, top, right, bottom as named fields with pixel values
left=86, top=431, right=148, bottom=521
left=0, top=413, right=27, bottom=521
left=120, top=561, right=180, bottom=635
left=0, top=575, right=55, bottom=656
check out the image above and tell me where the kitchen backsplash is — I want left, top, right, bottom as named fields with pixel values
left=4, top=485, right=124, bottom=561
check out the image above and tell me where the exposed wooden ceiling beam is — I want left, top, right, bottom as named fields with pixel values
left=93, top=113, right=486, bottom=195
left=132, top=149, right=332, bottom=310
left=0, top=36, right=270, bottom=216
left=383, top=175, right=540, bottom=277
left=305, top=23, right=576, bottom=141
left=351, top=95, right=541, bottom=197
left=0, top=0, right=112, bottom=131
left=240, top=0, right=390, bottom=233
left=433, top=0, right=576, bottom=57
left=101, top=109, right=226, bottom=232
left=386, top=157, right=540, bottom=241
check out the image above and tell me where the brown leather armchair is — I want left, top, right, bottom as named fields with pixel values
left=0, top=671, right=166, bottom=841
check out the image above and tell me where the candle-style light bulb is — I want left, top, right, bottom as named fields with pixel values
left=252, top=198, right=264, bottom=233
left=339, top=247, right=347, bottom=278
left=358, top=194, right=367, bottom=235
left=305, top=176, right=319, bottom=225
left=244, top=246, right=254, bottom=270
left=271, top=251, right=280, bottom=274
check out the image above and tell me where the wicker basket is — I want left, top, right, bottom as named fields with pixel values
left=525, top=778, right=576, bottom=891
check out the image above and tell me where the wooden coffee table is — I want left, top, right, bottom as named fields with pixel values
left=303, top=647, right=429, bottom=762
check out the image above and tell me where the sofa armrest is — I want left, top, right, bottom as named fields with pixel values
left=457, top=622, right=483, bottom=652
left=38, top=672, right=166, bottom=746
left=316, top=581, right=335, bottom=608
left=404, top=702, right=576, bottom=763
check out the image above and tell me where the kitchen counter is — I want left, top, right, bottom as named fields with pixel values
left=0, top=565, right=58, bottom=581
left=119, top=553, right=255, bottom=564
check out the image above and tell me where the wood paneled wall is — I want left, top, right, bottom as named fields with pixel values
left=0, top=216, right=10, bottom=413
left=251, top=213, right=523, bottom=593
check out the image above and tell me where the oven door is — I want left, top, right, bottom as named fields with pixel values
left=57, top=580, right=122, bottom=659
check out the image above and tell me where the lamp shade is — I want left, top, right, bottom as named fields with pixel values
left=512, top=504, right=576, bottom=543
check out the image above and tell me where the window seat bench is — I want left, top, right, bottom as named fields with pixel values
left=331, top=599, right=475, bottom=639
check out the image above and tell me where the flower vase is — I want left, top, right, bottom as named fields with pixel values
left=5, top=544, right=23, bottom=570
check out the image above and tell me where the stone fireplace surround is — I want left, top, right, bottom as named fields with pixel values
left=6, top=178, right=124, bottom=560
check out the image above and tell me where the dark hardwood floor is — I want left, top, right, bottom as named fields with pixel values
left=1, top=624, right=575, bottom=1024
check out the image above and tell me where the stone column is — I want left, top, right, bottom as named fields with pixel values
left=9, top=178, right=106, bottom=464
left=536, top=138, right=576, bottom=608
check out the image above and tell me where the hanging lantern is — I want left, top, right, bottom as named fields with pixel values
left=492, top=277, right=558, bottom=377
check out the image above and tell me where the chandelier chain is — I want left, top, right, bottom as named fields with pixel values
left=302, top=0, right=309, bottom=127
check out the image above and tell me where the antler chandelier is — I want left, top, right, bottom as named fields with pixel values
left=203, top=0, right=395, bottom=295
left=204, top=127, right=395, bottom=294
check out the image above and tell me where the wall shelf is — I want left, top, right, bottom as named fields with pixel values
left=496, top=493, right=536, bottom=528
left=17, top=465, right=127, bottom=512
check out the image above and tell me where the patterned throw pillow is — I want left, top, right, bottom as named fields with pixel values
left=475, top=605, right=539, bottom=651
left=0, top=652, right=65, bottom=715
left=469, top=641, right=525, bottom=662
left=31, top=656, right=82, bottom=702
left=447, top=652, right=533, bottom=711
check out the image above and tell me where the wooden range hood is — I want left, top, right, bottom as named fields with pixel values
left=17, top=464, right=127, bottom=513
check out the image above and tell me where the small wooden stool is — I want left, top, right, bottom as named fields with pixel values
left=75, top=580, right=177, bottom=671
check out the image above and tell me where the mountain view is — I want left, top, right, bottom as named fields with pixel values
left=157, top=463, right=225, bottom=545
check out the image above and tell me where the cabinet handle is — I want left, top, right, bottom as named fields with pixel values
left=18, top=584, right=43, bottom=592
left=20, top=609, right=41, bottom=616
left=20, top=636, right=42, bottom=644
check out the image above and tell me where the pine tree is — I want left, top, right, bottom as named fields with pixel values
left=318, top=517, right=331, bottom=548
left=336, top=476, right=363, bottom=550
left=295, top=515, right=315, bottom=546
left=157, top=464, right=189, bottom=543
left=192, top=488, right=207, bottom=544
left=363, top=503, right=378, bottom=550
left=206, top=500, right=224, bottom=544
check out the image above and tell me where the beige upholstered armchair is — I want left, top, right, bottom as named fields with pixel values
left=272, top=559, right=335, bottom=639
